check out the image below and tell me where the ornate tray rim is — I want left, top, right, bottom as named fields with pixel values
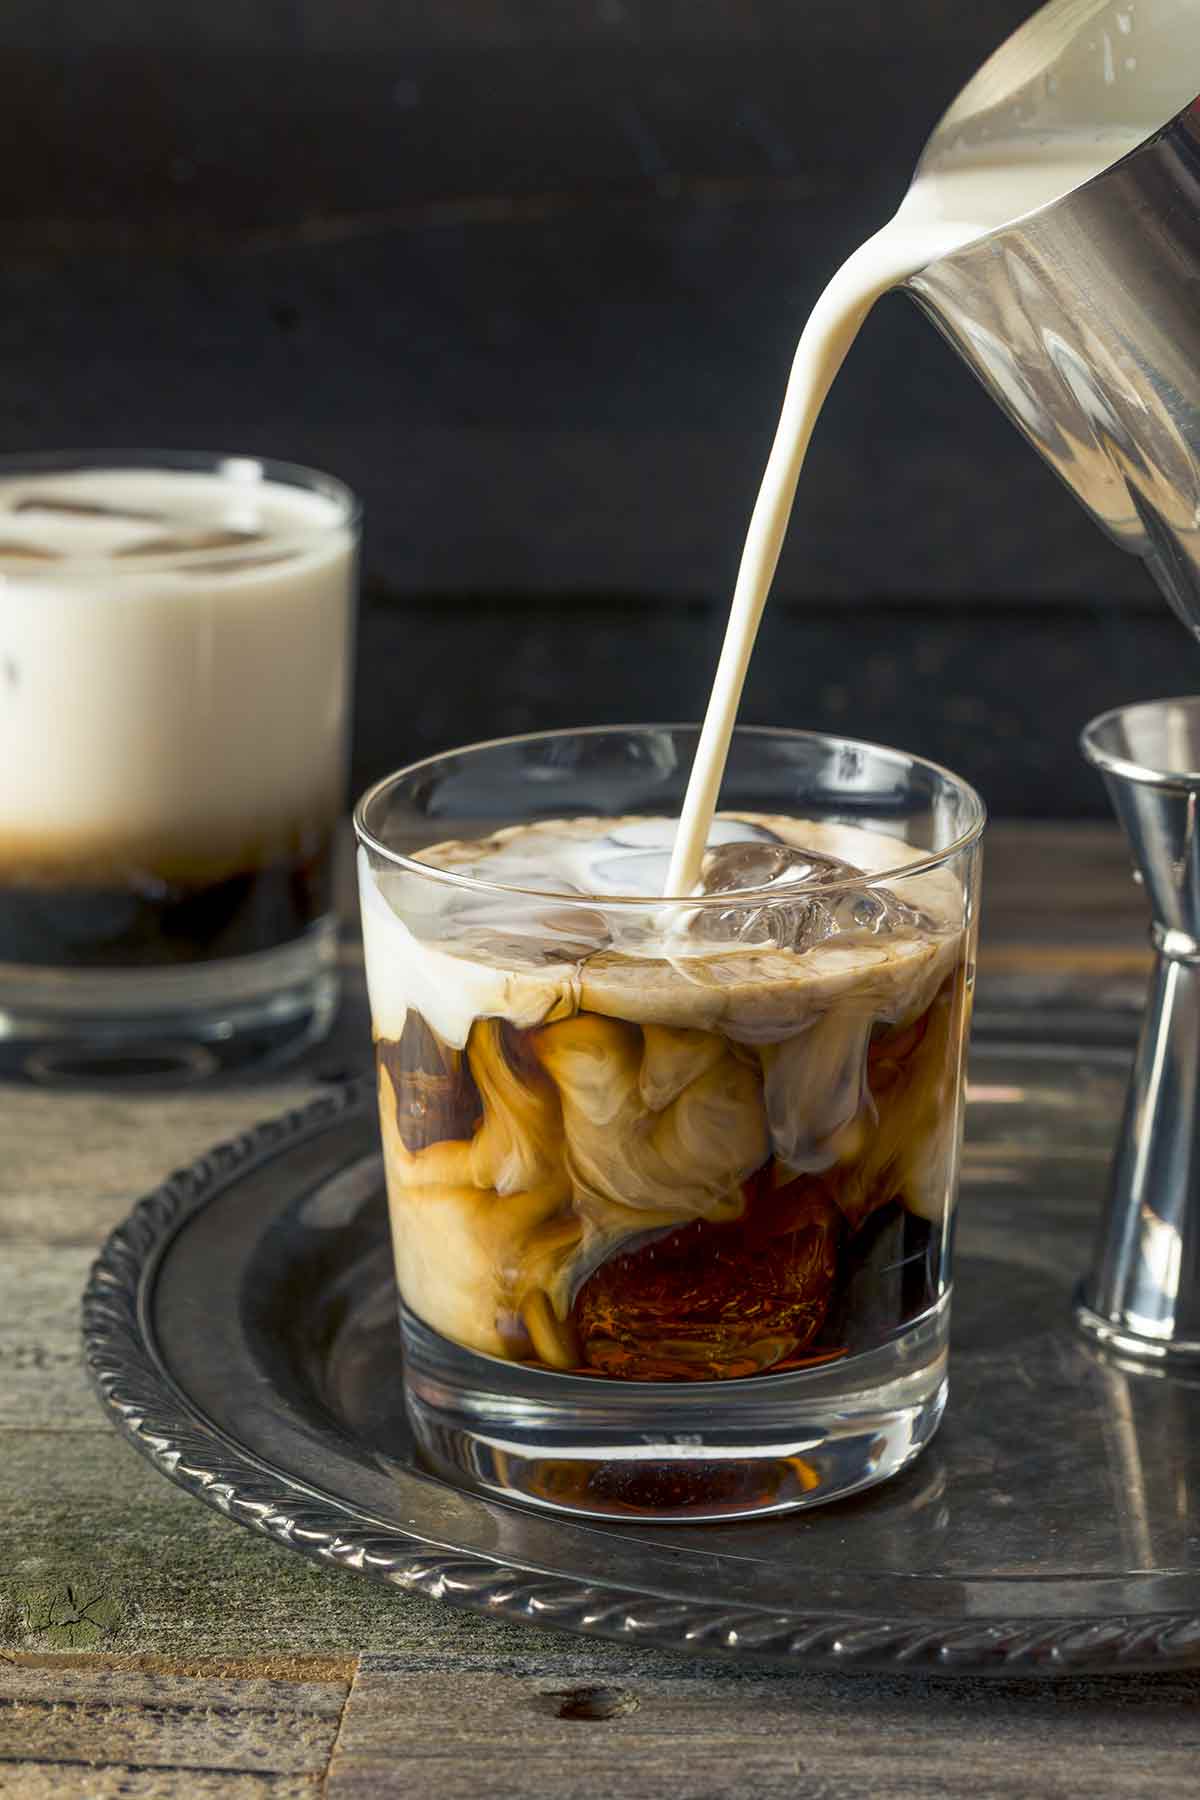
left=80, top=1059, right=1200, bottom=1679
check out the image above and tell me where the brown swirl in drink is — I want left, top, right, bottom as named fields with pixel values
left=363, top=814, right=972, bottom=1382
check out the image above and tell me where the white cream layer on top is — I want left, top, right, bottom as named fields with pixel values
left=0, top=467, right=354, bottom=875
left=359, top=812, right=966, bottom=1051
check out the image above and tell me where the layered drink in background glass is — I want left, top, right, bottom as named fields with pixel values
left=0, top=453, right=358, bottom=1079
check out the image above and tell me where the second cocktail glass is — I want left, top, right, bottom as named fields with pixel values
left=0, top=452, right=358, bottom=1080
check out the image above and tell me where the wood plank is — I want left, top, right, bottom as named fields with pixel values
left=0, top=1663, right=348, bottom=1714
left=0, top=1434, right=416, bottom=1661
left=0, top=1666, right=347, bottom=1778
left=5, top=1652, right=355, bottom=1679
left=325, top=1667, right=1200, bottom=1800
left=980, top=824, right=1148, bottom=949
left=0, top=1078, right=343, bottom=1249
left=0, top=1247, right=104, bottom=1432
left=0, top=1767, right=319, bottom=1798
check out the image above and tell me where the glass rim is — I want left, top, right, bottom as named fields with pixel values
left=0, top=448, right=360, bottom=576
left=354, top=723, right=987, bottom=906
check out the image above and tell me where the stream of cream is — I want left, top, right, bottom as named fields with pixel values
left=664, top=0, right=1199, bottom=895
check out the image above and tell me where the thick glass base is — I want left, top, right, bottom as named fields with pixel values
left=401, top=1295, right=950, bottom=1522
left=0, top=920, right=339, bottom=1085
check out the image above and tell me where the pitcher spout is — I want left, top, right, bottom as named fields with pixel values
left=897, top=0, right=1200, bottom=631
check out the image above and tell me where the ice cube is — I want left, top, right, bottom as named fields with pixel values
left=685, top=892, right=835, bottom=951
left=182, top=551, right=296, bottom=575
left=115, top=528, right=263, bottom=557
left=0, top=540, right=58, bottom=559
left=689, top=839, right=929, bottom=951
left=12, top=495, right=163, bottom=522
left=827, top=887, right=927, bottom=935
left=700, top=840, right=861, bottom=896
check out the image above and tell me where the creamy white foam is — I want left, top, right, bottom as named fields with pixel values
left=665, top=0, right=1200, bottom=895
left=359, top=813, right=964, bottom=1051
left=0, top=466, right=355, bottom=875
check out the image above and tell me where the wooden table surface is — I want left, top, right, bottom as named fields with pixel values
left=5, top=822, right=1197, bottom=1800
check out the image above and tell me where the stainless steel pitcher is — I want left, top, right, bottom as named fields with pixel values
left=906, top=5, right=1200, bottom=632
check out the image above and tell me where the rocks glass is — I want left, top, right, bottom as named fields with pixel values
left=0, top=452, right=358, bottom=1081
left=356, top=726, right=983, bottom=1519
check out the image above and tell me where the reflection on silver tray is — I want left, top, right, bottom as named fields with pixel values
left=81, top=1018, right=1200, bottom=1676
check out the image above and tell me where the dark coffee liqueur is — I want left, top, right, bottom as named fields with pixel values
left=0, top=836, right=335, bottom=967
left=362, top=814, right=970, bottom=1381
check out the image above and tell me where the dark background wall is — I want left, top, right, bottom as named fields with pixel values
left=4, top=1, right=1195, bottom=815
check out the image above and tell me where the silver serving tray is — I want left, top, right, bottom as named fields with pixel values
left=82, top=1020, right=1200, bottom=1676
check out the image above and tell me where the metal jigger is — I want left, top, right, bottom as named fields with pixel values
left=1076, top=696, right=1200, bottom=1363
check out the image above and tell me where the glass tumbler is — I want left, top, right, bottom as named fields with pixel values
left=0, top=451, right=358, bottom=1082
left=356, top=725, right=983, bottom=1520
